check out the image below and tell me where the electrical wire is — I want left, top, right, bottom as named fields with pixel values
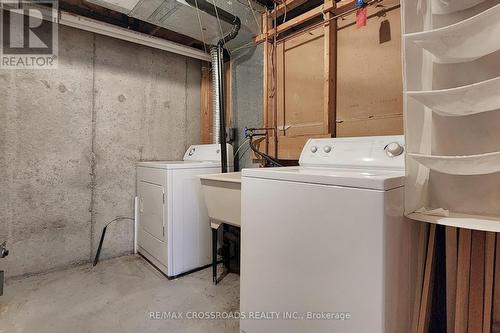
left=236, top=145, right=252, bottom=163
left=230, top=40, right=257, bottom=53
left=272, top=1, right=279, bottom=159
left=282, top=1, right=287, bottom=24
left=104, top=216, right=134, bottom=228
left=247, top=0, right=261, bottom=32
left=94, top=216, right=134, bottom=267
left=234, top=138, right=250, bottom=157
left=236, top=0, right=266, bottom=13
left=212, top=0, right=227, bottom=48
left=194, top=0, right=208, bottom=53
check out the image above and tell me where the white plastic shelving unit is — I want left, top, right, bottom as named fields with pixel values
left=406, top=3, right=500, bottom=63
left=403, top=0, right=500, bottom=231
left=432, top=0, right=486, bottom=15
left=408, top=151, right=500, bottom=175
left=406, top=76, right=500, bottom=116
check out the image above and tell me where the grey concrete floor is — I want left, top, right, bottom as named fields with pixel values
left=0, top=255, right=240, bottom=333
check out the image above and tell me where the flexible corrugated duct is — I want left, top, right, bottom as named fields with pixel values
left=184, top=0, right=241, bottom=173
left=210, top=47, right=221, bottom=145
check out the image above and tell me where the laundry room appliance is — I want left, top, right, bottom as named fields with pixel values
left=240, top=135, right=418, bottom=333
left=137, top=144, right=233, bottom=278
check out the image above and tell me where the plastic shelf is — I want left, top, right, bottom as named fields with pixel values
left=405, top=3, right=500, bottom=63
left=406, top=76, right=500, bottom=116
left=408, top=151, right=500, bottom=175
left=407, top=212, right=500, bottom=232
left=432, top=0, right=486, bottom=15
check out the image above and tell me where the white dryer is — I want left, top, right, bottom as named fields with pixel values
left=240, top=136, right=418, bottom=333
left=137, top=144, right=233, bottom=278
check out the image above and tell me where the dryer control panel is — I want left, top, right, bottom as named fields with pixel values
left=183, top=144, right=234, bottom=165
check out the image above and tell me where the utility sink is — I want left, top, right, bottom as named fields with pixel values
left=199, top=172, right=241, bottom=228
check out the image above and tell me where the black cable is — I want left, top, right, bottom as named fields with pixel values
left=249, top=136, right=283, bottom=167
left=93, top=217, right=134, bottom=267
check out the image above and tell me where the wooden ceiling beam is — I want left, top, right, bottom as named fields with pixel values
left=272, top=0, right=309, bottom=18
left=254, top=0, right=358, bottom=44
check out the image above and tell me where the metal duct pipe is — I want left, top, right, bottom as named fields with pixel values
left=210, top=47, right=221, bottom=145
left=216, top=43, right=228, bottom=174
left=185, top=0, right=241, bottom=45
left=210, top=44, right=228, bottom=173
left=187, top=0, right=241, bottom=174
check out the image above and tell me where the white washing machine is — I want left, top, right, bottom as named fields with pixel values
left=240, top=136, right=417, bottom=333
left=137, top=144, right=233, bottom=278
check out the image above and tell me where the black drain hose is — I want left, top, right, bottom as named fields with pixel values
left=93, top=217, right=134, bottom=267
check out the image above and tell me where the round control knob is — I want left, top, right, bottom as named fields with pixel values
left=385, top=142, right=404, bottom=157
left=323, top=146, right=332, bottom=153
left=310, top=146, right=318, bottom=153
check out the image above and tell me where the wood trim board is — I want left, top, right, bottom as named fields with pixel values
left=468, top=231, right=486, bottom=332
left=417, top=224, right=436, bottom=333
left=455, top=229, right=472, bottom=333
left=446, top=227, right=458, bottom=333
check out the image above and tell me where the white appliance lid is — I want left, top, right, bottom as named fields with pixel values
left=137, top=160, right=221, bottom=170
left=138, top=144, right=234, bottom=170
left=242, top=167, right=404, bottom=190
left=242, top=136, right=405, bottom=190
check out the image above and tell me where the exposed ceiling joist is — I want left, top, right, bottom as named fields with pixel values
left=60, top=11, right=211, bottom=61
left=59, top=0, right=204, bottom=48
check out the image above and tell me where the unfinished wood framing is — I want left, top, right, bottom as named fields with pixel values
left=259, top=0, right=402, bottom=160
left=266, top=25, right=335, bottom=159
left=201, top=64, right=212, bottom=144
left=254, top=0, right=356, bottom=43
left=324, top=0, right=337, bottom=137
left=336, top=2, right=403, bottom=137
left=258, top=5, right=325, bottom=44
left=262, top=13, right=270, bottom=154
left=271, top=0, right=309, bottom=19
left=259, top=0, right=337, bottom=160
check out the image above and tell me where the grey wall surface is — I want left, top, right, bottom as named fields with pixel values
left=231, top=44, right=263, bottom=170
left=0, top=25, right=201, bottom=278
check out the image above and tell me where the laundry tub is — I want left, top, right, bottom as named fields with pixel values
left=199, top=172, right=241, bottom=228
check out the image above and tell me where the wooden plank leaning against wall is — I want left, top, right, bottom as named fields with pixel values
left=259, top=0, right=403, bottom=160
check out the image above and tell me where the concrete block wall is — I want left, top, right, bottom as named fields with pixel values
left=0, top=25, right=201, bottom=278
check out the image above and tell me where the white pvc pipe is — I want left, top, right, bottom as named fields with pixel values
left=59, top=11, right=211, bottom=61
left=12, top=3, right=211, bottom=62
